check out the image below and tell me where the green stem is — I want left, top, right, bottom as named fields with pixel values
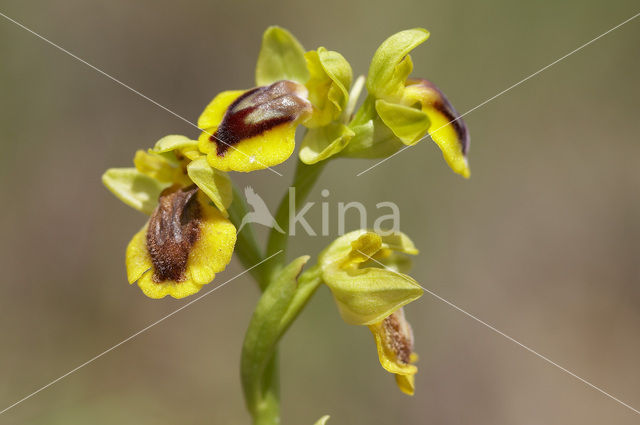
left=242, top=157, right=326, bottom=425
left=254, top=353, right=280, bottom=425
left=264, top=160, right=326, bottom=280
left=228, top=184, right=268, bottom=289
left=349, top=94, right=375, bottom=127
left=242, top=258, right=323, bottom=425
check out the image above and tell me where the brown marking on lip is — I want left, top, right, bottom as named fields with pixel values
left=383, top=309, right=414, bottom=364
left=210, top=80, right=311, bottom=156
left=146, top=185, right=201, bottom=283
left=409, top=79, right=470, bottom=155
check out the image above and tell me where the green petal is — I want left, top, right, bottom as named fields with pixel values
left=323, top=267, right=423, bottom=325
left=186, top=157, right=232, bottom=217
left=151, top=134, right=198, bottom=154
left=365, top=252, right=414, bottom=274
left=299, top=122, right=354, bottom=164
left=380, top=232, right=419, bottom=255
left=255, top=26, right=309, bottom=86
left=102, top=168, right=169, bottom=214
left=375, top=99, right=430, bottom=145
left=318, top=230, right=418, bottom=267
left=318, top=229, right=370, bottom=268
left=304, top=47, right=352, bottom=127
left=366, top=28, right=429, bottom=99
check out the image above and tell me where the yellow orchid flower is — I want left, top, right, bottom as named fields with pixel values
left=318, top=230, right=422, bottom=394
left=126, top=185, right=236, bottom=299
left=369, top=307, right=419, bottom=395
left=367, top=29, right=471, bottom=178
left=197, top=80, right=312, bottom=172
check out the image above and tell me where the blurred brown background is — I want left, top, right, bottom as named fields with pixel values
left=1, top=0, right=639, bottom=424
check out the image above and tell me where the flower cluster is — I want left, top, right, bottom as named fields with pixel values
left=102, top=26, right=470, bottom=413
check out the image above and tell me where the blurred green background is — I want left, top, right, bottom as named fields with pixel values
left=1, top=0, right=639, bottom=424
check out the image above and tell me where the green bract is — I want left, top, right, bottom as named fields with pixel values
left=304, top=47, right=352, bottom=127
left=255, top=26, right=309, bottom=86
left=366, top=28, right=429, bottom=99
left=102, top=168, right=170, bottom=214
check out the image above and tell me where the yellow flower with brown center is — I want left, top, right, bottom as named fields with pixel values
left=369, top=307, right=419, bottom=395
left=197, top=80, right=312, bottom=172
left=317, top=230, right=423, bottom=394
left=126, top=185, right=236, bottom=299
left=367, top=28, right=471, bottom=177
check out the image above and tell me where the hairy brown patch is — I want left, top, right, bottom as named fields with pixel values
left=211, top=80, right=311, bottom=155
left=146, top=185, right=201, bottom=283
left=383, top=309, right=414, bottom=364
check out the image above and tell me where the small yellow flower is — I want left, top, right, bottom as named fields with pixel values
left=126, top=185, right=236, bottom=299
left=318, top=230, right=423, bottom=394
left=197, top=80, right=312, bottom=172
left=369, top=307, right=419, bottom=395
left=368, top=29, right=471, bottom=178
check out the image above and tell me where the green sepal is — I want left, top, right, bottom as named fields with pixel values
left=255, top=26, right=309, bottom=86
left=299, top=122, right=354, bottom=164
left=186, top=157, right=232, bottom=216
left=304, top=47, right=352, bottom=127
left=323, top=266, right=423, bottom=325
left=102, top=168, right=170, bottom=214
left=375, top=99, right=430, bottom=145
left=366, top=28, right=429, bottom=99
left=318, top=230, right=423, bottom=325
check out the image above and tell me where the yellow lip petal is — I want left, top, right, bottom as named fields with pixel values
left=125, top=224, right=153, bottom=284
left=126, top=191, right=236, bottom=299
left=135, top=270, right=204, bottom=299
left=184, top=192, right=237, bottom=284
left=369, top=320, right=418, bottom=375
left=395, top=373, right=415, bottom=396
left=198, top=90, right=246, bottom=130
left=199, top=123, right=297, bottom=172
left=404, top=80, right=470, bottom=178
